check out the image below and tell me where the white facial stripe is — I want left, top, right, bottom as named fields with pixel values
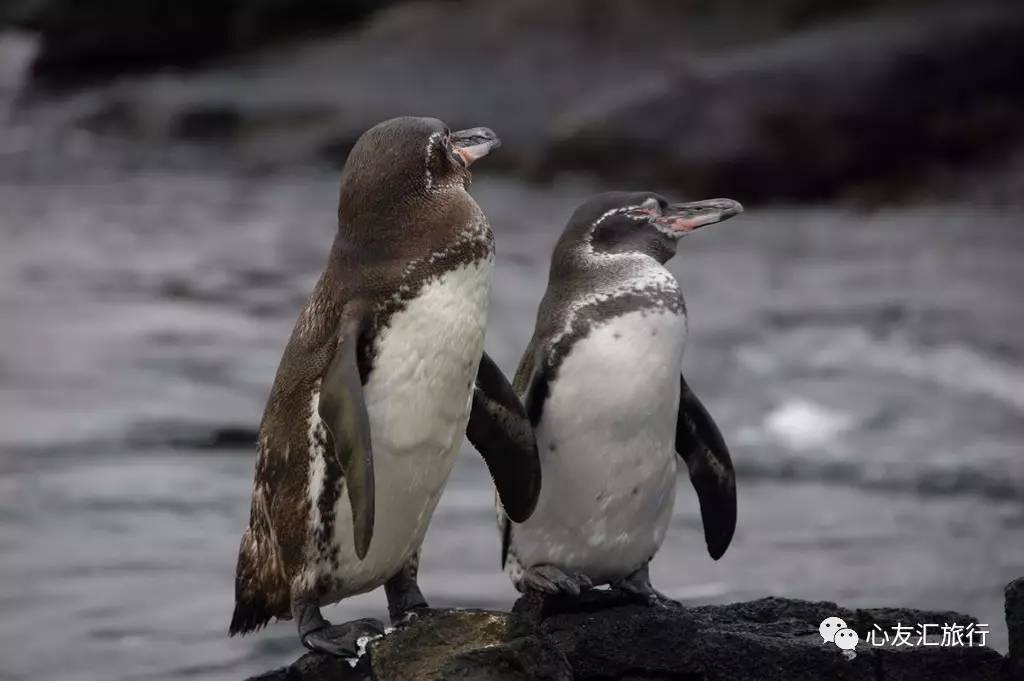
left=550, top=200, right=681, bottom=355
left=590, top=204, right=645, bottom=230
left=423, top=131, right=444, bottom=191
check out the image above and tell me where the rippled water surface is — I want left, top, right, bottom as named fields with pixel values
left=1, top=168, right=1022, bottom=681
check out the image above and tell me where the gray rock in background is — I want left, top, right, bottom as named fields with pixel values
left=539, top=4, right=1024, bottom=202
left=3, top=1, right=1021, bottom=202
left=3, top=0, right=392, bottom=83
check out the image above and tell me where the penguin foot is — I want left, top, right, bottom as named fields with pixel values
left=614, top=563, right=681, bottom=609
left=301, top=618, right=386, bottom=657
left=522, top=565, right=593, bottom=597
left=384, top=559, right=430, bottom=626
left=394, top=605, right=445, bottom=628
left=628, top=588, right=682, bottom=609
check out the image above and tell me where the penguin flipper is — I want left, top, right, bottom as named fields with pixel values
left=498, top=504, right=512, bottom=568
left=467, top=352, right=541, bottom=524
left=675, top=374, right=736, bottom=560
left=318, top=316, right=375, bottom=560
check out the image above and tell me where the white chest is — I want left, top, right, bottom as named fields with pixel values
left=511, top=307, right=686, bottom=584
left=363, top=258, right=493, bottom=452
left=308, top=258, right=493, bottom=598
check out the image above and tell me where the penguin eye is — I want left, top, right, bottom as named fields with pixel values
left=625, top=204, right=657, bottom=222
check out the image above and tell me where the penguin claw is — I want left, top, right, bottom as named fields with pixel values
left=649, top=593, right=683, bottom=609
left=523, top=565, right=592, bottom=597
left=394, top=605, right=434, bottom=628
left=620, top=583, right=680, bottom=609
left=301, top=618, right=386, bottom=657
left=612, top=563, right=680, bottom=609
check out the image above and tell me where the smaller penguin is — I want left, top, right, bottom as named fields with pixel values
left=499, top=191, right=742, bottom=604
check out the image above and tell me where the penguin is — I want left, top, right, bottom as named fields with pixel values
left=230, top=116, right=541, bottom=656
left=498, top=191, right=741, bottom=604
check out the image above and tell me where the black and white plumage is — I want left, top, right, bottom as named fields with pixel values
left=499, top=191, right=742, bottom=603
left=230, top=117, right=540, bottom=655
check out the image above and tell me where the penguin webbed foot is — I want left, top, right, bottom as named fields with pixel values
left=300, top=617, right=386, bottom=657
left=614, top=564, right=681, bottom=609
left=384, top=559, right=430, bottom=626
left=294, top=597, right=384, bottom=657
left=630, top=589, right=682, bottom=609
left=522, top=564, right=593, bottom=598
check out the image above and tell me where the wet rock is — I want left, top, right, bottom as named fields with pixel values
left=872, top=646, right=1005, bottom=681
left=247, top=653, right=369, bottom=681
left=250, top=591, right=1018, bottom=680
left=369, top=609, right=571, bottom=681
left=248, top=609, right=573, bottom=681
left=516, top=589, right=1009, bottom=681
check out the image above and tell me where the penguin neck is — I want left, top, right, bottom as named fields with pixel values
left=324, top=190, right=492, bottom=312
left=553, top=237, right=663, bottom=285
left=338, top=187, right=478, bottom=257
left=548, top=239, right=681, bottom=318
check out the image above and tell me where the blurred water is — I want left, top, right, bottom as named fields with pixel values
left=1, top=161, right=1023, bottom=679
left=1, top=166, right=1022, bottom=679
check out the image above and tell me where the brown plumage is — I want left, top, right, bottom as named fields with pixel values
left=230, top=117, right=495, bottom=636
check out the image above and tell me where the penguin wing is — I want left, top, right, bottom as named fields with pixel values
left=498, top=342, right=550, bottom=567
left=675, top=374, right=736, bottom=560
left=467, top=352, right=542, bottom=524
left=318, top=315, right=375, bottom=560
left=497, top=499, right=511, bottom=569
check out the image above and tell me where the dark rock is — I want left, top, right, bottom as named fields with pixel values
left=524, top=589, right=1007, bottom=681
left=246, top=653, right=369, bottom=681
left=6, top=0, right=392, bottom=84
left=540, top=3, right=1024, bottom=203
left=21, top=1, right=1018, bottom=202
left=249, top=590, right=1019, bottom=681
left=851, top=606, right=979, bottom=636
left=873, top=646, right=1006, bottom=681
left=1007, top=577, right=1024, bottom=677
left=532, top=592, right=874, bottom=681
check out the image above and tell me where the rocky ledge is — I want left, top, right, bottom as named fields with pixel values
left=249, top=578, right=1024, bottom=681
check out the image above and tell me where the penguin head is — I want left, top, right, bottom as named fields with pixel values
left=338, top=116, right=499, bottom=228
left=565, top=191, right=743, bottom=264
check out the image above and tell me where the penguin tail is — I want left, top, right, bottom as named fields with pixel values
left=229, top=591, right=273, bottom=636
left=228, top=527, right=287, bottom=636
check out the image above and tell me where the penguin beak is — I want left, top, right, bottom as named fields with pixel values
left=655, top=198, right=743, bottom=233
left=451, top=127, right=501, bottom=167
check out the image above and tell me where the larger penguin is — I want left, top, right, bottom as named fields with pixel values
left=230, top=117, right=541, bottom=656
left=500, top=191, right=741, bottom=604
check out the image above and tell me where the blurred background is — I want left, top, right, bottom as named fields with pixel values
left=1, top=1, right=1022, bottom=679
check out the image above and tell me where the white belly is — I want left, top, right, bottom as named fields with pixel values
left=511, top=308, right=686, bottom=584
left=308, top=259, right=492, bottom=598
